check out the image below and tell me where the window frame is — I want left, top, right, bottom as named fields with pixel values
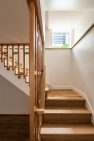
left=52, top=32, right=70, bottom=48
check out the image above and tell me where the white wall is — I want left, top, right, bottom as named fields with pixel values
left=47, top=11, right=84, bottom=31
left=74, top=11, right=94, bottom=42
left=45, top=11, right=87, bottom=48
left=0, top=62, right=29, bottom=95
left=72, top=28, right=94, bottom=117
left=0, top=62, right=29, bottom=114
left=0, top=0, right=29, bottom=42
left=45, top=11, right=94, bottom=47
left=0, top=74, right=29, bottom=114
left=45, top=49, right=72, bottom=88
left=45, top=10, right=94, bottom=89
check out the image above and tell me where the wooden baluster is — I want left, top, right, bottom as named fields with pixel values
left=8, top=46, right=12, bottom=68
left=7, top=46, right=9, bottom=70
left=28, top=44, right=30, bottom=87
left=4, top=46, right=7, bottom=67
left=23, top=45, right=25, bottom=78
left=12, top=46, right=14, bottom=70
left=0, top=46, right=1, bottom=59
left=28, top=45, right=30, bottom=85
left=1, top=45, right=3, bottom=62
left=14, top=46, right=17, bottom=74
left=18, top=45, right=20, bottom=78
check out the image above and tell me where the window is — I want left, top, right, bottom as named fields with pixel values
left=52, top=32, right=70, bottom=48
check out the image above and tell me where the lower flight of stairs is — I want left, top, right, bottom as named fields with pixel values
left=0, top=114, right=29, bottom=141
left=40, top=89, right=94, bottom=141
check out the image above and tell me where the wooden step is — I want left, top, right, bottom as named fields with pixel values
left=46, top=97, right=85, bottom=108
left=48, top=89, right=75, bottom=92
left=42, top=89, right=93, bottom=141
left=47, top=89, right=77, bottom=95
left=42, top=109, right=91, bottom=124
left=47, top=91, right=81, bottom=96
left=41, top=124, right=94, bottom=141
left=46, top=89, right=81, bottom=97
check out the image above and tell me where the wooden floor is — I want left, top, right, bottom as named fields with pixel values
left=41, top=89, right=94, bottom=141
left=0, top=115, right=30, bottom=141
left=0, top=137, right=29, bottom=141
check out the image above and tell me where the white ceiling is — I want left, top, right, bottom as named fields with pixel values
left=45, top=0, right=94, bottom=11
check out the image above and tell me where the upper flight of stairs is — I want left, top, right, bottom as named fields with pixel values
left=0, top=44, right=30, bottom=84
left=41, top=89, right=94, bottom=141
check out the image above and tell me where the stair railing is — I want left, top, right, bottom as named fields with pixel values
left=0, top=43, right=30, bottom=83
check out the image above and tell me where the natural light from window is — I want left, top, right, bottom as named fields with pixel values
left=52, top=32, right=70, bottom=48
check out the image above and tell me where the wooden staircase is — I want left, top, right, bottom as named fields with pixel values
left=41, top=89, right=94, bottom=141
left=0, top=43, right=30, bottom=84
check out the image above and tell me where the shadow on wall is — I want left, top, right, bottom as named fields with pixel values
left=72, top=28, right=94, bottom=114
left=72, top=53, right=86, bottom=92
left=0, top=75, right=29, bottom=114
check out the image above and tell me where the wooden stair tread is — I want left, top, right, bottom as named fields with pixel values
left=41, top=124, right=94, bottom=134
left=49, top=89, right=75, bottom=92
left=47, top=96, right=84, bottom=100
left=44, top=109, right=90, bottom=114
left=48, top=91, right=77, bottom=94
left=42, top=123, right=93, bottom=127
left=48, top=92, right=77, bottom=96
left=47, top=91, right=82, bottom=99
left=48, top=93, right=79, bottom=96
left=45, top=107, right=87, bottom=110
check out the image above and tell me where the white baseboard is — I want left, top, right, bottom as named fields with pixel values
left=72, top=87, right=94, bottom=125
left=71, top=87, right=85, bottom=97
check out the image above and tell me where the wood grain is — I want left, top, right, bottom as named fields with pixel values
left=41, top=89, right=94, bottom=141
left=0, top=114, right=29, bottom=139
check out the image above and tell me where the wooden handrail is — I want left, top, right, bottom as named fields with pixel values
left=73, top=23, right=94, bottom=48
left=0, top=43, right=30, bottom=45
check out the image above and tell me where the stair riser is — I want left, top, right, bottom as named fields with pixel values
left=41, top=135, right=94, bottom=141
left=46, top=100, right=85, bottom=108
left=43, top=114, right=91, bottom=124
